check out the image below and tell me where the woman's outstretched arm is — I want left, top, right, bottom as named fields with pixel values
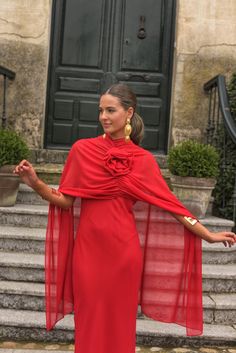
left=173, top=214, right=236, bottom=247
left=14, top=160, right=75, bottom=209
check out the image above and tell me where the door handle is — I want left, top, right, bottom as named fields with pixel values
left=137, top=16, right=146, bottom=39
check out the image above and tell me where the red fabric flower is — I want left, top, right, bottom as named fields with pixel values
left=104, top=148, right=133, bottom=176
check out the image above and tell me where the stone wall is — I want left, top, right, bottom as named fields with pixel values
left=171, top=0, right=236, bottom=146
left=0, top=0, right=52, bottom=148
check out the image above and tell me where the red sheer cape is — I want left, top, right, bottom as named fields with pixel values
left=45, top=135, right=202, bottom=336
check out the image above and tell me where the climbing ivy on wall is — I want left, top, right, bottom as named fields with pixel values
left=228, top=73, right=236, bottom=118
left=213, top=73, right=236, bottom=221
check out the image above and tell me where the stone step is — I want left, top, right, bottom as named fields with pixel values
left=0, top=226, right=45, bottom=254
left=26, top=162, right=169, bottom=186
left=0, top=251, right=235, bottom=292
left=0, top=204, right=48, bottom=228
left=34, top=164, right=64, bottom=185
left=0, top=350, right=69, bottom=353
left=0, top=252, right=44, bottom=282
left=16, top=184, right=49, bottom=205
left=202, top=264, right=236, bottom=292
left=0, top=202, right=234, bottom=233
left=0, top=308, right=235, bottom=346
left=0, top=280, right=235, bottom=325
left=0, top=224, right=235, bottom=264
left=30, top=150, right=168, bottom=169
left=15, top=169, right=172, bottom=208
left=202, top=241, right=236, bottom=264
left=30, top=150, right=69, bottom=165
left=200, top=216, right=235, bottom=233
left=0, top=281, right=45, bottom=311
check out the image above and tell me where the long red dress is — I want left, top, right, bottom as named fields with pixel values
left=73, top=197, right=143, bottom=352
left=45, top=134, right=203, bottom=353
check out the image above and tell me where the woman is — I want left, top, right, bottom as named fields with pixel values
left=14, top=84, right=235, bottom=353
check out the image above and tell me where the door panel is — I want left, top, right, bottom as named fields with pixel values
left=114, top=0, right=172, bottom=150
left=45, top=0, right=176, bottom=152
left=46, top=0, right=110, bottom=147
left=59, top=78, right=101, bottom=93
left=61, top=0, right=105, bottom=68
left=121, top=0, right=163, bottom=71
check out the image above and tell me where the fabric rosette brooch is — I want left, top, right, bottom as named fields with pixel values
left=104, top=147, right=134, bottom=176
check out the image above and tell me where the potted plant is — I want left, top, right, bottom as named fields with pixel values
left=167, top=140, right=220, bottom=218
left=0, top=129, right=30, bottom=206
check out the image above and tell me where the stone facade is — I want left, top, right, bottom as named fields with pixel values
left=171, top=0, right=236, bottom=145
left=0, top=0, right=52, bottom=148
left=0, top=0, right=236, bottom=150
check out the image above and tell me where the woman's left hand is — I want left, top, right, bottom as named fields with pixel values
left=208, top=231, right=236, bottom=247
left=173, top=214, right=236, bottom=247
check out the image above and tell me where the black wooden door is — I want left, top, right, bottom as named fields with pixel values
left=45, top=0, right=176, bottom=152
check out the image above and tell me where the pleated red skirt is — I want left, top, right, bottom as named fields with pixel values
left=72, top=197, right=143, bottom=353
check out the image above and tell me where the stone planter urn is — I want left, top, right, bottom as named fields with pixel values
left=170, top=175, right=216, bottom=218
left=0, top=165, right=20, bottom=207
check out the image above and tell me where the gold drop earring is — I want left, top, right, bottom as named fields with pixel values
left=102, top=133, right=106, bottom=139
left=124, top=118, right=132, bottom=141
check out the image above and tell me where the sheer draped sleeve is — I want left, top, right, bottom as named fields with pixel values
left=134, top=202, right=202, bottom=336
left=118, top=151, right=203, bottom=336
left=45, top=205, right=74, bottom=330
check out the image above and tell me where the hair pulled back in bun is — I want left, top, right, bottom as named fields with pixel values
left=104, top=83, right=144, bottom=145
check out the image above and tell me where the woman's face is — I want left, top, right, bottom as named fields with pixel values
left=99, top=94, right=133, bottom=139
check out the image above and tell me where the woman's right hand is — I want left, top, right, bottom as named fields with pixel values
left=14, top=160, right=74, bottom=209
left=13, top=160, right=39, bottom=189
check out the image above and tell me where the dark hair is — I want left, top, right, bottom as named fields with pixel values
left=104, top=83, right=144, bottom=145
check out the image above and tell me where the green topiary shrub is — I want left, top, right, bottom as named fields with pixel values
left=0, top=129, right=30, bottom=168
left=167, top=140, right=220, bottom=178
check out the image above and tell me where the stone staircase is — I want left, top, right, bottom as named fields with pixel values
left=0, top=183, right=236, bottom=347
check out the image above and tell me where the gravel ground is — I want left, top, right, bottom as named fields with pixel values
left=0, top=341, right=236, bottom=353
